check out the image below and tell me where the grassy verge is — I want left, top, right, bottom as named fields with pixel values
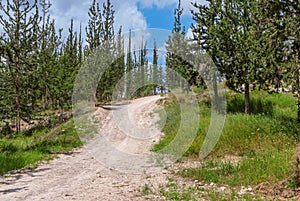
left=180, top=148, right=294, bottom=187
left=0, top=120, right=82, bottom=175
left=154, top=90, right=299, bottom=188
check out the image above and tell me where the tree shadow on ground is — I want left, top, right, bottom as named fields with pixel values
left=0, top=186, right=27, bottom=195
left=227, top=96, right=274, bottom=116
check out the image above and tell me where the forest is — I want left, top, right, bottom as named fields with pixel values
left=0, top=0, right=299, bottom=133
left=0, top=0, right=168, bottom=134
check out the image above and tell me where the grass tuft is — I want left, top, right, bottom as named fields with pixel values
left=0, top=120, right=82, bottom=175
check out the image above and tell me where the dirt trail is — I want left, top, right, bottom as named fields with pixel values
left=0, top=96, right=174, bottom=201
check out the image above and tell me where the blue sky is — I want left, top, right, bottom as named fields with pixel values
left=137, top=2, right=201, bottom=31
left=48, top=0, right=207, bottom=40
left=0, top=0, right=207, bottom=63
left=45, top=0, right=207, bottom=65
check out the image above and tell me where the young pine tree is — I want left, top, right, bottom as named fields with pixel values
left=0, top=0, right=41, bottom=133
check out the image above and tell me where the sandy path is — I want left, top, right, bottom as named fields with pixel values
left=0, top=96, right=172, bottom=201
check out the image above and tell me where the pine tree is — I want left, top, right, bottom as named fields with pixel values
left=139, top=41, right=148, bottom=96
left=0, top=0, right=41, bottom=133
left=95, top=0, right=116, bottom=102
left=116, top=26, right=125, bottom=93
left=152, top=40, right=158, bottom=95
left=125, top=30, right=133, bottom=98
left=102, top=0, right=114, bottom=48
left=38, top=0, right=62, bottom=110
left=192, top=0, right=282, bottom=114
left=85, top=0, right=102, bottom=55
left=158, top=64, right=165, bottom=94
left=56, top=19, right=81, bottom=111
left=131, top=41, right=151, bottom=97
left=280, top=0, right=300, bottom=123
left=166, top=0, right=198, bottom=92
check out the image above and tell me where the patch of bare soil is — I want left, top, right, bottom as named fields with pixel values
left=254, top=179, right=300, bottom=200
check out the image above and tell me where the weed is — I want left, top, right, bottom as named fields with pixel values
left=180, top=148, right=294, bottom=187
left=142, top=183, right=153, bottom=195
left=0, top=120, right=82, bottom=175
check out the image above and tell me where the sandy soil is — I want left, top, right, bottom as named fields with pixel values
left=0, top=96, right=174, bottom=201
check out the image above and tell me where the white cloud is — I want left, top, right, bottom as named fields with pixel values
left=46, top=0, right=207, bottom=43
left=137, top=0, right=177, bottom=9
left=112, top=1, right=150, bottom=53
left=181, top=0, right=208, bottom=15
left=114, top=2, right=147, bottom=32
left=49, top=0, right=89, bottom=40
left=135, top=0, right=208, bottom=15
left=1, top=0, right=208, bottom=38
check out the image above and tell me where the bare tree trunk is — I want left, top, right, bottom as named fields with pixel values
left=15, top=7, right=21, bottom=134
left=213, top=72, right=219, bottom=112
left=297, top=90, right=300, bottom=124
left=297, top=69, right=300, bottom=123
left=244, top=82, right=250, bottom=114
left=15, top=70, right=20, bottom=134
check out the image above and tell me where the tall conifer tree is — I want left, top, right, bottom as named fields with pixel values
left=0, top=0, right=40, bottom=133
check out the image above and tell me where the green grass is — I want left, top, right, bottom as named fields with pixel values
left=180, top=148, right=294, bottom=187
left=0, top=120, right=82, bottom=175
left=155, top=90, right=298, bottom=157
left=154, top=90, right=299, bottom=188
left=155, top=177, right=266, bottom=201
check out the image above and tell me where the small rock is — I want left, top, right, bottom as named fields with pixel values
left=238, top=187, right=246, bottom=195
left=194, top=180, right=199, bottom=183
left=210, top=182, right=215, bottom=186
left=220, top=186, right=226, bottom=191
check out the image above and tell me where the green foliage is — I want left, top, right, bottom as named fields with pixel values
left=0, top=0, right=82, bottom=133
left=227, top=90, right=297, bottom=117
left=85, top=0, right=102, bottom=54
left=0, top=120, right=82, bottom=175
left=166, top=0, right=200, bottom=90
left=122, top=38, right=166, bottom=99
left=141, top=183, right=154, bottom=196
left=155, top=91, right=298, bottom=157
left=56, top=19, right=82, bottom=110
left=180, top=148, right=294, bottom=187
left=0, top=151, right=46, bottom=175
left=0, top=0, right=41, bottom=133
left=191, top=0, right=299, bottom=114
left=85, top=0, right=120, bottom=102
left=157, top=177, right=265, bottom=200
left=38, top=0, right=63, bottom=110
left=156, top=90, right=298, bottom=190
left=152, top=102, right=180, bottom=152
